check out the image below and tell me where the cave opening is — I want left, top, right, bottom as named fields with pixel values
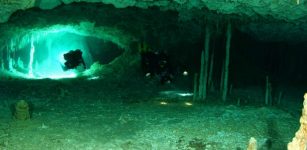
left=0, top=26, right=124, bottom=79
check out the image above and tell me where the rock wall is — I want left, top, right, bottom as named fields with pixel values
left=1, top=0, right=307, bottom=23
left=1, top=0, right=307, bottom=42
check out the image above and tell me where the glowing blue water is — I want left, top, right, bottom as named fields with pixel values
left=28, top=36, right=34, bottom=77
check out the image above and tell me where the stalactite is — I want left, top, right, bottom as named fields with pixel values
left=208, top=51, right=214, bottom=92
left=222, top=23, right=231, bottom=102
left=220, top=63, right=224, bottom=92
left=198, top=50, right=205, bottom=100
left=202, top=25, right=210, bottom=101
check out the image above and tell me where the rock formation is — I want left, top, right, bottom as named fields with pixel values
left=288, top=93, right=307, bottom=150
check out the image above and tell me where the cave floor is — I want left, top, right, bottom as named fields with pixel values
left=0, top=78, right=300, bottom=150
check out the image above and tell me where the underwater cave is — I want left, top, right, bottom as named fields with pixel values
left=0, top=1, right=307, bottom=149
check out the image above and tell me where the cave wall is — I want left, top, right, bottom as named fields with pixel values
left=2, top=0, right=307, bottom=42
left=1, top=0, right=307, bottom=23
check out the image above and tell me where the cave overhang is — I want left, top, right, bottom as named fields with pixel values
left=0, top=21, right=134, bottom=51
left=0, top=0, right=306, bottom=23
left=1, top=1, right=307, bottom=42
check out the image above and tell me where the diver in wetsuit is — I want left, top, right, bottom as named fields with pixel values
left=62, top=49, right=86, bottom=71
left=156, top=51, right=173, bottom=84
left=141, top=50, right=173, bottom=84
left=141, top=50, right=159, bottom=77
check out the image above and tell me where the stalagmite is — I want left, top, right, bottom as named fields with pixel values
left=193, top=73, right=198, bottom=101
left=0, top=49, right=3, bottom=70
left=197, top=25, right=211, bottom=101
left=265, top=76, right=272, bottom=105
left=247, top=137, right=257, bottom=150
left=288, top=93, right=307, bottom=150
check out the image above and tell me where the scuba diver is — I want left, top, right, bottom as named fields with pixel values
left=141, top=50, right=158, bottom=77
left=156, top=51, right=173, bottom=84
left=62, top=49, right=86, bottom=71
left=141, top=50, right=173, bottom=84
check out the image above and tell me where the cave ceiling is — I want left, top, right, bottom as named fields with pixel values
left=1, top=0, right=307, bottom=42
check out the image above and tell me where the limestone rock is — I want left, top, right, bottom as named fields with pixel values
left=288, top=93, right=307, bottom=150
left=247, top=137, right=257, bottom=150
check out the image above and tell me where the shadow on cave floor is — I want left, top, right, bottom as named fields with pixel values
left=0, top=75, right=300, bottom=150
